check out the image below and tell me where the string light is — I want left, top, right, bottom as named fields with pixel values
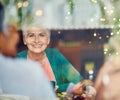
left=100, top=18, right=106, bottom=22
left=91, top=0, right=97, bottom=3
left=113, top=18, right=116, bottom=21
left=93, top=32, right=97, bottom=37
left=118, top=24, right=120, bottom=28
left=110, top=32, right=114, bottom=36
left=116, top=31, right=119, bottom=35
left=35, top=10, right=43, bottom=16
left=116, top=52, right=119, bottom=56
left=104, top=51, right=107, bottom=54
left=106, top=35, right=109, bottom=38
left=104, top=48, right=108, bottom=52
left=106, top=10, right=114, bottom=15
left=58, top=31, right=61, bottom=34
left=104, top=7, right=107, bottom=10
left=17, top=2, right=22, bottom=8
left=67, top=11, right=71, bottom=15
left=99, top=36, right=102, bottom=40
left=23, top=1, right=29, bottom=7
left=89, top=41, right=92, bottom=44
left=90, top=18, right=94, bottom=22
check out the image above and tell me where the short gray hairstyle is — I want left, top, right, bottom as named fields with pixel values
left=22, top=21, right=50, bottom=37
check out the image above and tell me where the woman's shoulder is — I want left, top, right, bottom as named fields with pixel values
left=46, top=48, right=58, bottom=51
left=46, top=48, right=67, bottom=61
left=17, top=50, right=27, bottom=58
left=46, top=48, right=60, bottom=54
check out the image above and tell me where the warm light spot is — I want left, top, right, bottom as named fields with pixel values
left=89, top=41, right=92, bottom=44
left=58, top=31, right=61, bottom=34
left=113, top=18, right=116, bottom=21
left=89, top=70, right=94, bottom=74
left=110, top=32, right=114, bottom=36
left=117, top=31, right=119, bottom=35
left=93, top=32, right=97, bottom=37
left=100, top=18, right=106, bottom=22
left=99, top=36, right=102, bottom=39
left=107, top=10, right=114, bottom=15
left=116, top=52, right=119, bottom=55
left=106, top=35, right=109, bottom=38
left=90, top=18, right=94, bottom=22
left=104, top=48, right=108, bottom=52
left=67, top=11, right=71, bottom=15
left=104, top=51, right=107, bottom=54
left=35, top=10, right=43, bottom=16
left=23, top=1, right=29, bottom=7
left=17, top=2, right=22, bottom=8
left=118, top=24, right=120, bottom=28
left=91, top=0, right=97, bottom=3
left=104, top=7, right=106, bottom=10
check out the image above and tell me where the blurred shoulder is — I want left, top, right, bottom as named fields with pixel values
left=0, top=54, right=44, bottom=76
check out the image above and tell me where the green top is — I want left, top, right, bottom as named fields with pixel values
left=17, top=48, right=83, bottom=92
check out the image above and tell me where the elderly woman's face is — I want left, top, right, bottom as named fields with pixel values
left=24, top=27, right=50, bottom=53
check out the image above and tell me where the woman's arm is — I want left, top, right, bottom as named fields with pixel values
left=53, top=48, right=83, bottom=92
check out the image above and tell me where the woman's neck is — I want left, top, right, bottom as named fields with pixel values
left=27, top=50, right=46, bottom=61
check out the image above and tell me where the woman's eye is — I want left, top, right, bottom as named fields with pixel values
left=39, top=33, right=46, bottom=37
left=28, top=33, right=34, bottom=37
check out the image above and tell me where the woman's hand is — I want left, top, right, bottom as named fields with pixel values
left=72, top=82, right=85, bottom=95
left=83, top=86, right=96, bottom=100
left=72, top=80, right=96, bottom=100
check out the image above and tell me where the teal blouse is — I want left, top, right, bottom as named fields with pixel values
left=17, top=48, right=83, bottom=92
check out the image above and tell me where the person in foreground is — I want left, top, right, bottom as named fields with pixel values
left=17, top=22, right=96, bottom=100
left=94, top=30, right=120, bottom=100
left=94, top=55, right=120, bottom=100
left=0, top=2, right=56, bottom=99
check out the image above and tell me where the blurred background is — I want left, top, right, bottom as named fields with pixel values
left=1, top=0, right=120, bottom=81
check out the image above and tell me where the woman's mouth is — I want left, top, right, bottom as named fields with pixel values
left=33, top=44, right=42, bottom=48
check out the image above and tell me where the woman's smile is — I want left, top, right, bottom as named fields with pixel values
left=32, top=44, right=42, bottom=48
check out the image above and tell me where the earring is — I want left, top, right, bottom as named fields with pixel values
left=24, top=42, right=26, bottom=45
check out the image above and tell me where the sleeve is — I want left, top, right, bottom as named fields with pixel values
left=54, top=49, right=83, bottom=92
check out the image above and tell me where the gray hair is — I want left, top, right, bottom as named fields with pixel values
left=22, top=21, right=50, bottom=37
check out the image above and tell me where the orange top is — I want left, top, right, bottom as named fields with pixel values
left=41, top=57, right=56, bottom=82
left=27, top=53, right=56, bottom=82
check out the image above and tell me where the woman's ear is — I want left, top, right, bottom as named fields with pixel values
left=47, top=38, right=50, bottom=45
left=24, top=41, right=26, bottom=45
left=23, top=37, right=26, bottom=45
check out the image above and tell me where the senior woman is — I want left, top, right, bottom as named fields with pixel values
left=17, top=23, right=96, bottom=99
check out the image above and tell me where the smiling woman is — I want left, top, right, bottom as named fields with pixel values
left=17, top=22, right=83, bottom=92
left=24, top=27, right=50, bottom=54
left=17, top=22, right=96, bottom=100
left=18, top=25, right=55, bottom=80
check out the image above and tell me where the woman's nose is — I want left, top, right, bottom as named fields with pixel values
left=34, top=36, right=39, bottom=43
